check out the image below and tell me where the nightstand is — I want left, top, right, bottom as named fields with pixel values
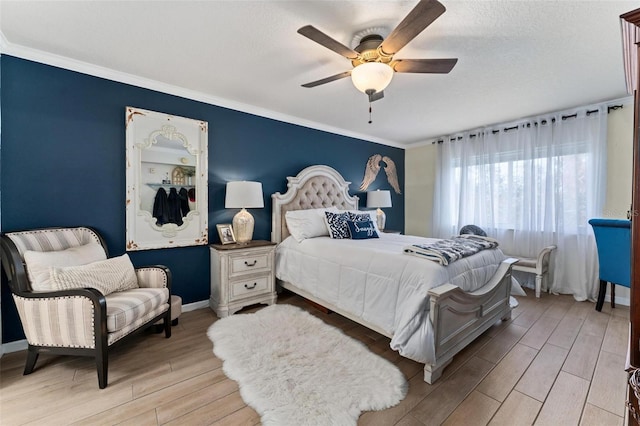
left=210, top=240, right=277, bottom=318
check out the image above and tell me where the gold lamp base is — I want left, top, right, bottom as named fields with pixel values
left=233, top=208, right=254, bottom=244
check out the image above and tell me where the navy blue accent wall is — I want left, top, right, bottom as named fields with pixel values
left=0, top=55, right=404, bottom=343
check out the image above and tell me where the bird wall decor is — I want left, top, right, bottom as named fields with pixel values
left=360, top=154, right=402, bottom=194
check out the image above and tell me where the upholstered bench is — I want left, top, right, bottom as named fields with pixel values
left=507, top=245, right=557, bottom=298
left=459, top=225, right=556, bottom=298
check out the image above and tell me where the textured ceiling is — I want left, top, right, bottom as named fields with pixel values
left=0, top=1, right=635, bottom=147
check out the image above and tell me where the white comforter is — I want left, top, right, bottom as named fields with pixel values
left=276, top=233, right=506, bottom=364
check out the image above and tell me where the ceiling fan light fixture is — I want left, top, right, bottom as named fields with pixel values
left=351, top=62, right=394, bottom=94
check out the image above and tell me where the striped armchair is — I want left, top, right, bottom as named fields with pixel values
left=0, top=226, right=172, bottom=389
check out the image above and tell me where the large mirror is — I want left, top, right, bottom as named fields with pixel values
left=125, top=107, right=208, bottom=250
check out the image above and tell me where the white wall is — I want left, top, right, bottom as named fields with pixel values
left=603, top=106, right=634, bottom=218
left=602, top=105, right=634, bottom=305
left=405, top=143, right=437, bottom=237
left=405, top=104, right=634, bottom=304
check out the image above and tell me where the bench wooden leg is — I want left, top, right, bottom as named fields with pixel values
left=535, top=274, right=542, bottom=298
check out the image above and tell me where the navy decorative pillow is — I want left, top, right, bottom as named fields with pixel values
left=347, top=220, right=379, bottom=239
left=349, top=211, right=380, bottom=232
left=349, top=212, right=372, bottom=222
left=324, top=211, right=351, bottom=239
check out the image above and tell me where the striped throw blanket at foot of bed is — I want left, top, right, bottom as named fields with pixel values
left=403, top=235, right=499, bottom=266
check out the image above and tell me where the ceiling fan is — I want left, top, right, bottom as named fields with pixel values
left=298, top=0, right=457, bottom=104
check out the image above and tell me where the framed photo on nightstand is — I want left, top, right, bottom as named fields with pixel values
left=216, top=224, right=236, bottom=244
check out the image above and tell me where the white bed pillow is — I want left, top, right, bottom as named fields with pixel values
left=50, top=253, right=138, bottom=296
left=24, top=242, right=107, bottom=292
left=285, top=207, right=339, bottom=242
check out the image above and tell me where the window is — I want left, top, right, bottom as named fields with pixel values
left=433, top=107, right=607, bottom=300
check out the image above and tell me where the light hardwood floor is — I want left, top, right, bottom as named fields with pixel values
left=0, top=288, right=629, bottom=425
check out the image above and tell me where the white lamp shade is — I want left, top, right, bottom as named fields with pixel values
left=225, top=181, right=264, bottom=208
left=351, top=62, right=394, bottom=94
left=366, top=190, right=392, bottom=208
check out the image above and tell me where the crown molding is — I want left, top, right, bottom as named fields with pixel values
left=0, top=33, right=403, bottom=149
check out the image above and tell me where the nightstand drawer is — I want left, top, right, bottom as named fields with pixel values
left=230, top=252, right=270, bottom=275
left=229, top=276, right=270, bottom=301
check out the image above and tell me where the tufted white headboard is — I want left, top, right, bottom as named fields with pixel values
left=271, top=165, right=359, bottom=243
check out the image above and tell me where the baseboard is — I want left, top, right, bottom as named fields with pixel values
left=1, top=299, right=211, bottom=356
left=605, top=295, right=631, bottom=307
left=2, top=339, right=27, bottom=355
left=182, top=300, right=209, bottom=312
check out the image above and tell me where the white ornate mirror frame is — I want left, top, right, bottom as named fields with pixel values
left=125, top=106, right=208, bottom=250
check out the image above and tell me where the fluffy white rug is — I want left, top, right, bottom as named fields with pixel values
left=207, top=304, right=407, bottom=425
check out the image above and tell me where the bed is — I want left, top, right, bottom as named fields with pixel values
left=271, top=165, right=516, bottom=383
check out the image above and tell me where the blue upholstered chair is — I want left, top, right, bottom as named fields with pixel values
left=588, top=218, right=631, bottom=312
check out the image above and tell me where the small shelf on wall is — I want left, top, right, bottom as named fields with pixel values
left=146, top=183, right=195, bottom=191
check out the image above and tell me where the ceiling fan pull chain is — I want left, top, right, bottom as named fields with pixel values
left=368, top=102, right=373, bottom=124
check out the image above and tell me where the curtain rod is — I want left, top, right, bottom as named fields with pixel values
left=433, top=104, right=624, bottom=144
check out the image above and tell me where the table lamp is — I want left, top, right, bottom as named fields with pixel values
left=225, top=181, right=264, bottom=243
left=366, top=190, right=392, bottom=231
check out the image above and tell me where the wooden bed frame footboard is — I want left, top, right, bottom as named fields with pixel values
left=425, top=258, right=517, bottom=383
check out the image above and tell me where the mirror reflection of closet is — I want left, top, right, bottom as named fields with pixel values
left=126, top=107, right=208, bottom=250
left=139, top=134, right=196, bottom=216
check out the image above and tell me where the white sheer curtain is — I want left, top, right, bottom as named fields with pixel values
left=433, top=105, right=608, bottom=300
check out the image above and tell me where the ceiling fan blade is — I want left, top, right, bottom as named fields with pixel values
left=379, top=0, right=446, bottom=56
left=391, top=58, right=458, bottom=73
left=301, top=71, right=352, bottom=88
left=298, top=25, right=360, bottom=60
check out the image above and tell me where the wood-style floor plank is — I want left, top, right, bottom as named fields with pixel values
left=488, top=390, right=542, bottom=426
left=519, top=314, right=562, bottom=350
left=476, top=343, right=538, bottom=402
left=0, top=289, right=630, bottom=426
left=441, top=390, right=500, bottom=425
left=156, top=378, right=239, bottom=424
left=547, top=315, right=583, bottom=349
left=563, top=333, right=606, bottom=381
left=409, top=356, right=495, bottom=425
left=535, top=371, right=590, bottom=425
left=586, top=350, right=628, bottom=417
left=580, top=402, right=624, bottom=426
left=358, top=371, right=438, bottom=426
left=162, top=390, right=247, bottom=426
left=475, top=323, right=528, bottom=363
left=515, top=343, right=569, bottom=402
left=394, top=415, right=427, bottom=426
left=72, top=370, right=227, bottom=426
left=602, top=315, right=629, bottom=355
left=211, top=406, right=261, bottom=426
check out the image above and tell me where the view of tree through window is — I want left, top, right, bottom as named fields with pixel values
left=449, top=144, right=590, bottom=234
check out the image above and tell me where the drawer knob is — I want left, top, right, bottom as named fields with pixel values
left=244, top=282, right=257, bottom=290
left=244, top=260, right=257, bottom=267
